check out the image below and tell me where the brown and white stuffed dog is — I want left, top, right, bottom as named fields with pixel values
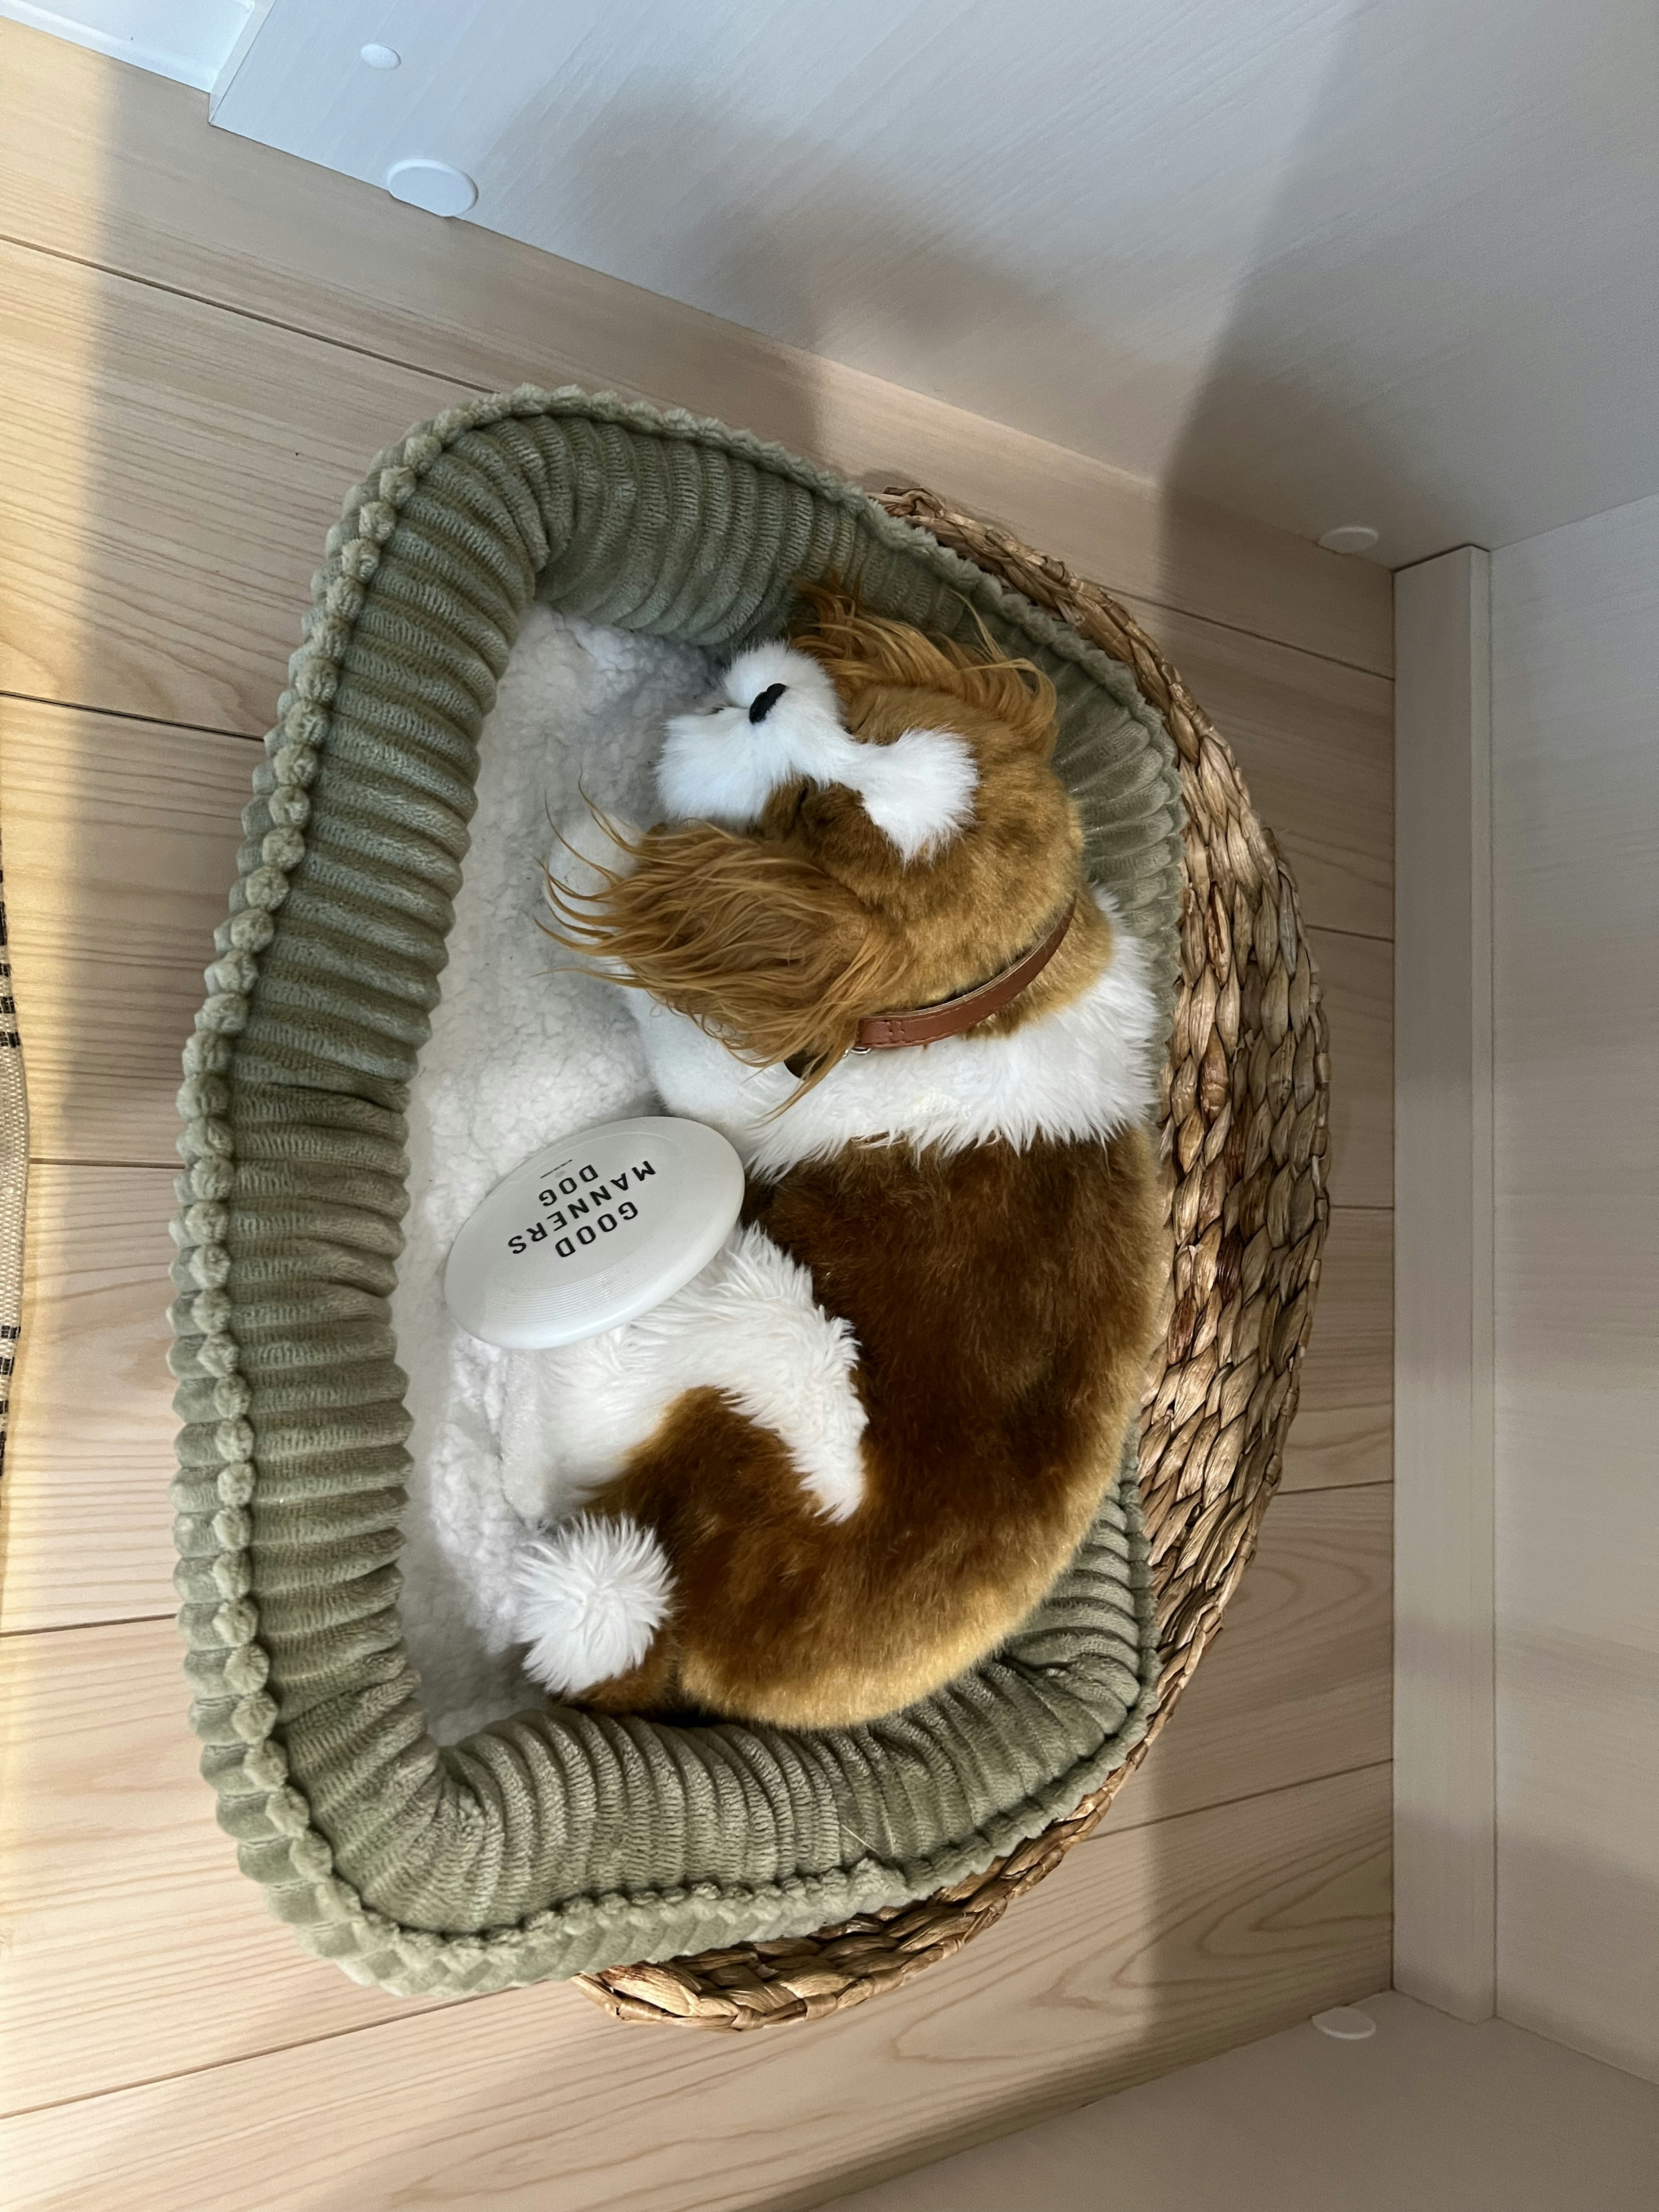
left=509, top=592, right=1163, bottom=1729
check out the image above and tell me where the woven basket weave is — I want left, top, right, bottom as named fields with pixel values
left=574, top=487, right=1332, bottom=2030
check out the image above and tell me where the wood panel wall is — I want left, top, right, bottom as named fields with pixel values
left=0, top=22, right=1394, bottom=2209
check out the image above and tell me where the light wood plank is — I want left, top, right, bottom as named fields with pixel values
left=0, top=237, right=465, bottom=733
left=0, top=1490, right=1386, bottom=2112
left=0, top=1168, right=177, bottom=1635
left=0, top=699, right=253, bottom=1168
left=1282, top=1206, right=1392, bottom=1493
left=1129, top=601, right=1393, bottom=943
left=1100, top=1484, right=1390, bottom=1830
left=0, top=1618, right=455, bottom=2122
left=3, top=671, right=1393, bottom=1181
left=0, top=20, right=1392, bottom=677
left=0, top=40, right=1396, bottom=2178
left=0, top=1174, right=1390, bottom=1636
left=1310, top=926, right=1393, bottom=1210
left=0, top=1765, right=1389, bottom=2208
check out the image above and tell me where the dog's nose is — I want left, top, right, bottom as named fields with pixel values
left=747, top=681, right=788, bottom=726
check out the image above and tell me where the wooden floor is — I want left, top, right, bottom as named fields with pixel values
left=0, top=23, right=1394, bottom=2212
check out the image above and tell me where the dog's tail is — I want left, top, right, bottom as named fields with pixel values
left=515, top=1513, right=673, bottom=1699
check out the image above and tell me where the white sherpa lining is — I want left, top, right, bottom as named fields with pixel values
left=390, top=607, right=715, bottom=1740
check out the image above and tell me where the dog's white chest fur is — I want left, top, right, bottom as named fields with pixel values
left=626, top=887, right=1161, bottom=1178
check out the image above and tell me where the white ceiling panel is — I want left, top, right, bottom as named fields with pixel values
left=211, top=0, right=1659, bottom=564
left=0, top=0, right=257, bottom=89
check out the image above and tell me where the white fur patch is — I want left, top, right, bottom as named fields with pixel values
left=498, top=1224, right=868, bottom=1527
left=625, top=888, right=1163, bottom=1177
left=854, top=726, right=979, bottom=861
left=515, top=1513, right=673, bottom=1697
left=658, top=642, right=977, bottom=859
left=658, top=643, right=849, bottom=827
left=721, top=639, right=844, bottom=720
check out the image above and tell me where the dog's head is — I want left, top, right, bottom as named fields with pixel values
left=547, top=590, right=1107, bottom=1083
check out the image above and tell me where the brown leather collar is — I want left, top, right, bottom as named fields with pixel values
left=853, top=899, right=1076, bottom=1052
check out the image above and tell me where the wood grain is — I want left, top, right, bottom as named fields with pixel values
left=0, top=236, right=464, bottom=733
left=1281, top=1206, right=1392, bottom=1493
left=0, top=1489, right=1386, bottom=2113
left=0, top=1168, right=177, bottom=1635
left=1128, top=600, right=1393, bottom=943
left=0, top=19, right=1391, bottom=678
left=0, top=699, right=254, bottom=1168
left=1109, top=1484, right=1390, bottom=1831
left=0, top=1765, right=1389, bottom=2208
left=0, top=1617, right=456, bottom=2122
left=1309, top=927, right=1393, bottom=1210
left=0, top=25, right=1395, bottom=2176
left=3, top=693, right=1390, bottom=1175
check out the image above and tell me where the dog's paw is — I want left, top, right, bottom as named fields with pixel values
left=636, top=1226, right=869, bottom=1521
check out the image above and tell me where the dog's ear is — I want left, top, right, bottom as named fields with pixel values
left=791, top=585, right=1059, bottom=759
left=545, top=820, right=897, bottom=1076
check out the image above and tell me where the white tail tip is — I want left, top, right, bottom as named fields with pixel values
left=514, top=1513, right=672, bottom=1697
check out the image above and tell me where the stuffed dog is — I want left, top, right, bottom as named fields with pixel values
left=511, top=590, right=1163, bottom=1728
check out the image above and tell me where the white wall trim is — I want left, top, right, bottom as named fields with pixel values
left=0, top=0, right=253, bottom=90
left=1393, top=545, right=1496, bottom=2021
left=207, top=0, right=272, bottom=109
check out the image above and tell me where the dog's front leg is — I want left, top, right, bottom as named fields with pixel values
left=499, top=1223, right=866, bottom=1530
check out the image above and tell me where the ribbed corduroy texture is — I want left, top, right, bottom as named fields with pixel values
left=171, top=387, right=1185, bottom=1996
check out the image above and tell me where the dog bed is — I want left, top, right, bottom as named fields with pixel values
left=172, top=392, right=1326, bottom=2012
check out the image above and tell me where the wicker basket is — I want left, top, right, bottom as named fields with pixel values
left=573, top=488, right=1332, bottom=2029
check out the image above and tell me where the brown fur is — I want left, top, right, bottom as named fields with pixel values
left=544, top=817, right=912, bottom=1082
left=543, top=594, right=1162, bottom=1726
left=580, top=1127, right=1159, bottom=1729
left=789, top=583, right=1059, bottom=750
left=543, top=592, right=1090, bottom=1087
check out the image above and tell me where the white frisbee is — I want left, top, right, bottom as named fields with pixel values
left=442, top=1116, right=745, bottom=1350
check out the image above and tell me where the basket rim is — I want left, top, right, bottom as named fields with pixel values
left=170, top=393, right=1194, bottom=2000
